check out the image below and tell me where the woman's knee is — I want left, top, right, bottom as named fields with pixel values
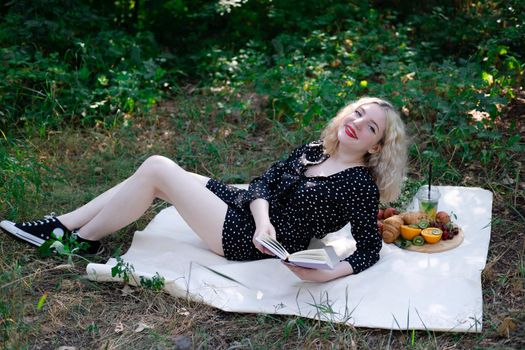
left=138, top=155, right=180, bottom=178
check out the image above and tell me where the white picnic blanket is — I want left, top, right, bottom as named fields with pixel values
left=86, top=186, right=492, bottom=332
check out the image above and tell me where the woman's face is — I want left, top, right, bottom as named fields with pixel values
left=336, top=103, right=387, bottom=157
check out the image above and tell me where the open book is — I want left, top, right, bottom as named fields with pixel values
left=255, top=234, right=339, bottom=270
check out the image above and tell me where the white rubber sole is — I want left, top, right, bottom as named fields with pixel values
left=0, top=220, right=46, bottom=247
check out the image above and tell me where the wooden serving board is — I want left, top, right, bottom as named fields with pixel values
left=404, top=228, right=464, bottom=253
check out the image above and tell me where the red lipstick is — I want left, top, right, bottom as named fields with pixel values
left=345, top=125, right=357, bottom=139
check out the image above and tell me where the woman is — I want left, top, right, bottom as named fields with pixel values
left=1, top=96, right=408, bottom=282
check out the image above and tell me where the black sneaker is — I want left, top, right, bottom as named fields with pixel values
left=0, top=215, right=103, bottom=255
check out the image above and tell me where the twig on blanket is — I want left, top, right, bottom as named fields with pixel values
left=469, top=315, right=482, bottom=333
left=481, top=218, right=498, bottom=230
left=440, top=315, right=479, bottom=343
left=273, top=302, right=286, bottom=313
left=444, top=318, right=475, bottom=333
left=194, top=262, right=248, bottom=288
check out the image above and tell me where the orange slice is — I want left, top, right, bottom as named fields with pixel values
left=400, top=225, right=422, bottom=240
left=421, top=227, right=443, bottom=244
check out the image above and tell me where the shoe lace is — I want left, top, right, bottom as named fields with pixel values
left=21, top=213, right=58, bottom=227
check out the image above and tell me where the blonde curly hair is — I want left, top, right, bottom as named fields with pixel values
left=321, top=97, right=408, bottom=203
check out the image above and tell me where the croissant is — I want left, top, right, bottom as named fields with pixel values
left=400, top=212, right=428, bottom=225
left=381, top=215, right=404, bottom=243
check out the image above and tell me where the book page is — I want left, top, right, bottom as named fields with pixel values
left=290, top=249, right=329, bottom=260
left=289, top=246, right=338, bottom=269
left=255, top=235, right=289, bottom=260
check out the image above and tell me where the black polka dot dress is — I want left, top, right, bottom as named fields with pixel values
left=205, top=140, right=382, bottom=274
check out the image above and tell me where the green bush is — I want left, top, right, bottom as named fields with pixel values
left=0, top=0, right=171, bottom=133
left=200, top=2, right=523, bottom=183
left=0, top=139, right=47, bottom=218
left=0, top=0, right=523, bottom=186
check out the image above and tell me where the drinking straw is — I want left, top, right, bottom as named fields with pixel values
left=428, top=163, right=433, bottom=200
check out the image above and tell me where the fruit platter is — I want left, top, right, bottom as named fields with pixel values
left=377, top=208, right=463, bottom=253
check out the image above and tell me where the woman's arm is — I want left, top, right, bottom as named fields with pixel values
left=250, top=198, right=271, bottom=227
left=283, top=261, right=354, bottom=282
left=342, top=185, right=382, bottom=274
left=250, top=198, right=276, bottom=255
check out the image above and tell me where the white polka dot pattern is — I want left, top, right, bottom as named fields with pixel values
left=205, top=141, right=382, bottom=274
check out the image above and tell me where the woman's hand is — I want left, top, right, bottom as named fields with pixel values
left=283, top=261, right=355, bottom=282
left=252, top=222, right=277, bottom=255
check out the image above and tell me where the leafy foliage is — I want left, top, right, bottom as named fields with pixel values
left=139, top=273, right=166, bottom=291
left=0, top=0, right=171, bottom=132
left=201, top=2, right=523, bottom=184
left=111, top=255, right=165, bottom=290
left=0, top=0, right=523, bottom=208
left=38, top=232, right=91, bottom=259
left=111, top=255, right=136, bottom=284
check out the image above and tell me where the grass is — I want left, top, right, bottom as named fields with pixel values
left=1, top=90, right=524, bottom=349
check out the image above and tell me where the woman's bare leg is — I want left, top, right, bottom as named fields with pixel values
left=57, top=180, right=129, bottom=230
left=57, top=172, right=209, bottom=231
left=74, top=156, right=227, bottom=255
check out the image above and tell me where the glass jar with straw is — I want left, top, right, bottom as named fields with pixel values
left=416, top=164, right=440, bottom=220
